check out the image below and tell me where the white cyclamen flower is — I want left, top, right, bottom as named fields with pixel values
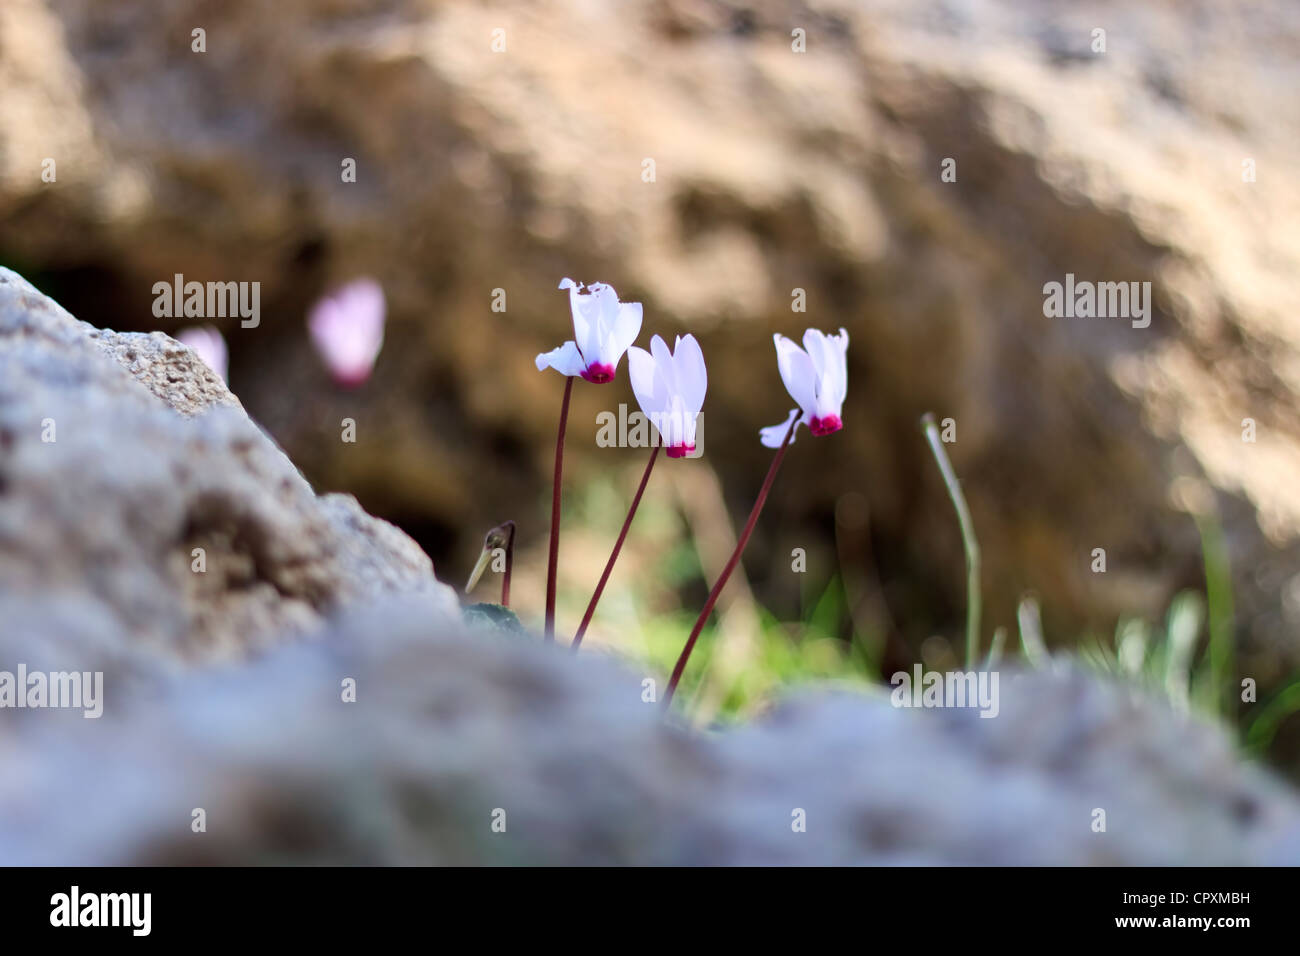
left=535, top=278, right=643, bottom=384
left=759, top=327, right=848, bottom=447
left=176, top=325, right=228, bottom=382
left=307, top=278, right=386, bottom=388
left=628, top=334, right=707, bottom=458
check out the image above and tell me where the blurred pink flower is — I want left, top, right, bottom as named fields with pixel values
left=177, top=325, right=228, bottom=382
left=307, top=279, right=386, bottom=387
left=760, top=327, right=849, bottom=447
left=535, top=278, right=642, bottom=384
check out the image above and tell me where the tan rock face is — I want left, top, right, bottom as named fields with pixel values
left=0, top=1, right=1297, bottom=688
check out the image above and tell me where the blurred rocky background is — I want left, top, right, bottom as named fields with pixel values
left=1, top=0, right=1299, bottom=774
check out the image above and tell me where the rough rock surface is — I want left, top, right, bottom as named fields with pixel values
left=0, top=269, right=1297, bottom=865
left=3, top=596, right=1299, bottom=865
left=0, top=267, right=457, bottom=661
left=2, top=0, right=1297, bottom=688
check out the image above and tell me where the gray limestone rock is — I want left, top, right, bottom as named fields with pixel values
left=0, top=266, right=457, bottom=662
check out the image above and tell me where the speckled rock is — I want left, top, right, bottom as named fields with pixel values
left=0, top=267, right=457, bottom=661
left=90, top=327, right=240, bottom=418
left=1, top=596, right=1296, bottom=865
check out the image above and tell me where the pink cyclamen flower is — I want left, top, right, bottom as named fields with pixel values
left=760, top=327, right=849, bottom=447
left=627, top=334, right=707, bottom=458
left=177, top=325, right=228, bottom=382
left=307, top=279, right=386, bottom=388
left=535, top=278, right=643, bottom=384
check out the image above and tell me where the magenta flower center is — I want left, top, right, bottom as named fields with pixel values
left=334, top=368, right=372, bottom=389
left=581, top=363, right=616, bottom=384
left=666, top=443, right=695, bottom=459
left=810, top=414, right=842, bottom=436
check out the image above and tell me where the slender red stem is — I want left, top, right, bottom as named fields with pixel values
left=501, top=521, right=515, bottom=608
left=664, top=415, right=797, bottom=708
left=545, top=376, right=574, bottom=640
left=572, top=445, right=660, bottom=651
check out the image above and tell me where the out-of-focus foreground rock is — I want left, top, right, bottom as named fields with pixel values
left=0, top=268, right=1297, bottom=865
left=5, top=598, right=1300, bottom=865
left=1, top=3, right=1298, bottom=701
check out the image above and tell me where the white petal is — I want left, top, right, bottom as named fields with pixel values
left=560, top=279, right=592, bottom=362
left=774, top=333, right=816, bottom=415
left=671, top=333, right=707, bottom=413
left=760, top=408, right=803, bottom=448
left=802, top=328, right=830, bottom=379
left=659, top=394, right=693, bottom=449
left=830, top=327, right=849, bottom=405
left=802, top=327, right=849, bottom=417
left=589, top=282, right=623, bottom=325
left=535, top=341, right=586, bottom=376
left=627, top=345, right=667, bottom=417
left=649, top=333, right=675, bottom=387
left=608, top=301, right=643, bottom=360
left=800, top=328, right=835, bottom=416
left=579, top=283, right=622, bottom=363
